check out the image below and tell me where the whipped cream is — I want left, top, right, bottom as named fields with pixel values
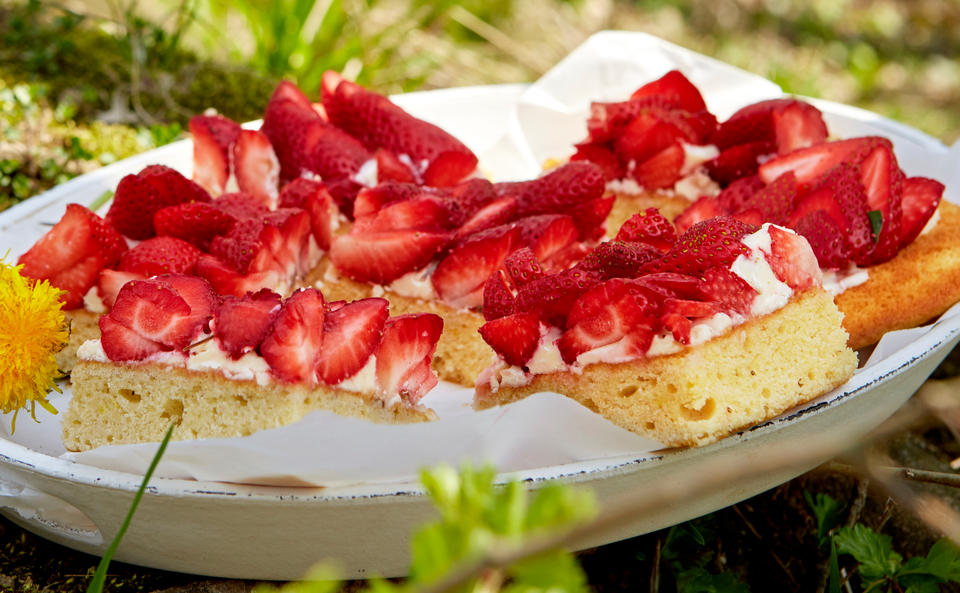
left=82, top=286, right=107, bottom=314
left=352, top=158, right=379, bottom=187
left=389, top=266, right=438, bottom=301
left=821, top=266, right=869, bottom=295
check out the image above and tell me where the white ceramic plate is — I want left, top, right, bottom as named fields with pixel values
left=3, top=33, right=960, bottom=580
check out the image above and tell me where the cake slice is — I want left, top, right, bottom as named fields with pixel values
left=64, top=275, right=443, bottom=451
left=474, top=214, right=857, bottom=448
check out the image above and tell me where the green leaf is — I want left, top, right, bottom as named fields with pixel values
left=835, top=524, right=903, bottom=581
left=804, top=490, right=845, bottom=548
left=829, top=538, right=841, bottom=593
left=867, top=210, right=884, bottom=242
left=675, top=566, right=751, bottom=593
left=898, top=538, right=960, bottom=589
left=506, top=550, right=588, bottom=593
left=253, top=563, right=343, bottom=593
left=86, top=423, right=175, bottom=593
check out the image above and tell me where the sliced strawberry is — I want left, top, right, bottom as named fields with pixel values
left=323, top=73, right=478, bottom=186
left=278, top=178, right=338, bottom=251
left=213, top=289, right=282, bottom=359
left=789, top=185, right=848, bottom=231
left=160, top=274, right=220, bottom=326
left=698, top=267, right=757, bottom=316
left=767, top=226, right=821, bottom=290
left=119, top=236, right=202, bottom=277
left=262, top=82, right=324, bottom=181
left=195, top=255, right=269, bottom=298
left=503, top=247, right=545, bottom=288
left=189, top=114, right=241, bottom=196
left=262, top=208, right=314, bottom=277
left=814, top=163, right=875, bottom=263
left=661, top=313, right=693, bottom=344
left=558, top=278, right=659, bottom=364
left=757, top=137, right=882, bottom=192
left=711, top=98, right=793, bottom=149
left=661, top=298, right=717, bottom=319
left=99, top=315, right=166, bottom=361
left=330, top=229, right=450, bottom=285
left=270, top=80, right=314, bottom=110
left=899, top=177, right=944, bottom=247
left=154, top=202, right=236, bottom=251
left=353, top=197, right=451, bottom=234
left=108, top=165, right=211, bottom=240
left=18, top=203, right=115, bottom=310
left=739, top=171, right=798, bottom=226
left=515, top=267, right=604, bottom=327
left=302, top=120, right=373, bottom=182
left=106, top=276, right=214, bottom=352
left=791, top=210, right=852, bottom=269
left=858, top=143, right=903, bottom=264
left=716, top=175, right=765, bottom=212
left=432, top=224, right=521, bottom=308
left=80, top=209, right=128, bottom=269
left=630, top=70, right=708, bottom=113
left=634, top=272, right=704, bottom=299
left=212, top=191, right=271, bottom=221
left=674, top=195, right=728, bottom=234
left=772, top=101, right=828, bottom=155
left=732, top=208, right=764, bottom=226
left=315, top=297, right=389, bottom=385
left=578, top=240, right=662, bottom=279
left=587, top=96, right=675, bottom=143
left=97, top=269, right=145, bottom=309
left=615, top=208, right=677, bottom=252
left=375, top=148, right=417, bottom=183
left=482, top=269, right=518, bottom=321
left=570, top=143, right=624, bottom=181
left=565, top=195, right=616, bottom=242
left=352, top=182, right=430, bottom=218
left=657, top=216, right=756, bottom=276
left=53, top=256, right=102, bottom=310
left=705, top=141, right=775, bottom=187
left=630, top=141, right=684, bottom=190
left=514, top=215, right=579, bottom=262
left=565, top=277, right=659, bottom=328
left=260, top=288, right=326, bottom=383
left=614, top=112, right=686, bottom=165
left=496, top=162, right=605, bottom=218
left=440, top=178, right=498, bottom=227
left=455, top=196, right=518, bottom=238
left=478, top=312, right=541, bottom=367
left=374, top=313, right=444, bottom=403
left=233, top=129, right=280, bottom=209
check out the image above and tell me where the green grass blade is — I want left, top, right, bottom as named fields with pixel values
left=86, top=423, right=175, bottom=593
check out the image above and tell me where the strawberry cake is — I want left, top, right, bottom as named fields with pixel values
left=64, top=275, right=442, bottom=451
left=474, top=212, right=857, bottom=447
left=572, top=70, right=954, bottom=350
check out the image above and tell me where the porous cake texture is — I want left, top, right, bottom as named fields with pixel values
left=58, top=310, right=100, bottom=373
left=476, top=289, right=857, bottom=448
left=64, top=359, right=434, bottom=452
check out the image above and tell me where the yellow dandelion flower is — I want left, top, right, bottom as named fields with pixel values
left=0, top=257, right=70, bottom=429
